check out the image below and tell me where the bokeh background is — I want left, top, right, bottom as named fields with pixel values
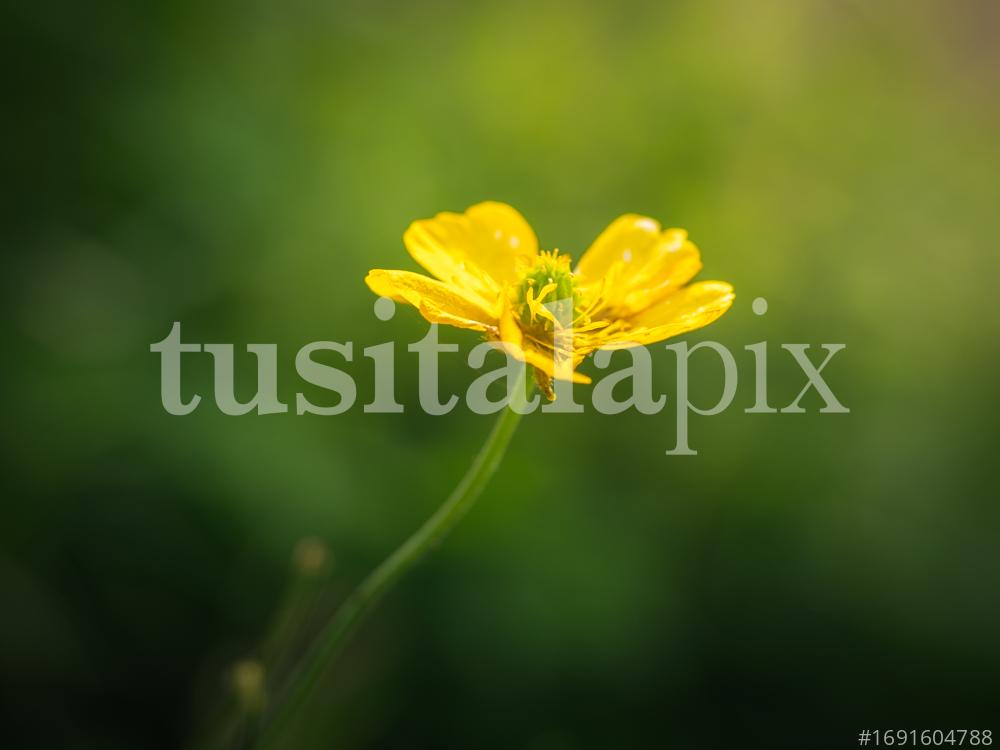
left=3, top=0, right=999, bottom=747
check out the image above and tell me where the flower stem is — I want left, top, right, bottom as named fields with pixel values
left=257, top=367, right=532, bottom=747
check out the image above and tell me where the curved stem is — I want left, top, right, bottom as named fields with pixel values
left=257, top=367, right=532, bottom=747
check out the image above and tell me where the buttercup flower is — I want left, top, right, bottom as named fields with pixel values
left=255, top=209, right=735, bottom=738
left=366, top=202, right=734, bottom=398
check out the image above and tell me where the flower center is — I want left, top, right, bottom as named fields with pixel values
left=513, top=250, right=582, bottom=335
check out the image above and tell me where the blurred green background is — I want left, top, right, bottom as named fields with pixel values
left=3, top=0, right=999, bottom=747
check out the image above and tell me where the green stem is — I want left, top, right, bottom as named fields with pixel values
left=194, top=542, right=331, bottom=750
left=257, top=367, right=533, bottom=747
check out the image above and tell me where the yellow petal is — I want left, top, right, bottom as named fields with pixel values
left=521, top=345, right=592, bottom=384
left=576, top=214, right=702, bottom=317
left=365, top=269, right=497, bottom=332
left=597, top=281, right=735, bottom=348
left=576, top=214, right=663, bottom=279
left=497, top=296, right=524, bottom=350
left=403, top=202, right=538, bottom=304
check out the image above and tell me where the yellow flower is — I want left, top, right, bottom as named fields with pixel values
left=366, top=202, right=734, bottom=399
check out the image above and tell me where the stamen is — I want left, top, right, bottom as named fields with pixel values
left=513, top=250, right=583, bottom=336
